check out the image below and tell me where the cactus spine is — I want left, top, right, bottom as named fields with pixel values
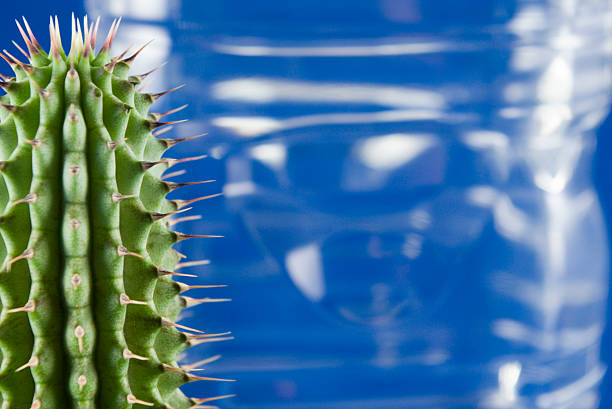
left=0, top=16, right=232, bottom=409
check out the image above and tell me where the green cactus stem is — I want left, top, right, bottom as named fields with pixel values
left=0, top=15, right=233, bottom=409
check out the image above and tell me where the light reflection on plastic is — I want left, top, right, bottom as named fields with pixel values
left=250, top=143, right=287, bottom=169
left=490, top=271, right=606, bottom=312
left=537, top=57, right=573, bottom=103
left=108, top=0, right=170, bottom=21
left=212, top=78, right=446, bottom=109
left=508, top=5, right=548, bottom=35
left=536, top=366, right=605, bottom=408
left=223, top=181, right=256, bottom=198
left=498, top=361, right=522, bottom=405
left=356, top=133, right=436, bottom=171
left=492, top=319, right=603, bottom=353
left=285, top=243, right=325, bottom=303
left=213, top=110, right=444, bottom=138
left=462, top=130, right=509, bottom=150
left=213, top=39, right=454, bottom=57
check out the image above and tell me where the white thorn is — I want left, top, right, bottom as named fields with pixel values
left=123, top=348, right=149, bottom=361
left=12, top=192, right=37, bottom=206
left=119, top=293, right=148, bottom=306
left=182, top=355, right=222, bottom=369
left=6, top=247, right=34, bottom=270
left=117, top=245, right=144, bottom=258
left=161, top=317, right=204, bottom=333
left=111, top=192, right=135, bottom=203
left=7, top=300, right=35, bottom=313
left=182, top=296, right=231, bottom=307
left=16, top=356, right=39, bottom=372
left=175, top=260, right=211, bottom=270
left=127, top=394, right=154, bottom=406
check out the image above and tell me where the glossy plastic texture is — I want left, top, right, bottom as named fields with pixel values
left=86, top=1, right=612, bottom=408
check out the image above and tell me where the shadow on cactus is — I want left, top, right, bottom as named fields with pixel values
left=0, top=15, right=233, bottom=409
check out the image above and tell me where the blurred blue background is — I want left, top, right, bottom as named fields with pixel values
left=1, top=1, right=612, bottom=408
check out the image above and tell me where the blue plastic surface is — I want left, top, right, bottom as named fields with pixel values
left=1, top=1, right=612, bottom=408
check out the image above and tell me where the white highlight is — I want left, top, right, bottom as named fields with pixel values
left=466, top=186, right=499, bottom=207
left=491, top=272, right=606, bottom=313
left=213, top=40, right=453, bottom=57
left=213, top=110, right=443, bottom=138
left=250, top=143, right=287, bottom=169
left=511, top=46, right=549, bottom=72
left=499, top=362, right=522, bottom=404
left=408, top=209, right=431, bottom=230
left=213, top=116, right=281, bottom=137
left=356, top=133, right=436, bottom=170
left=108, top=0, right=170, bottom=20
left=537, top=57, right=573, bottom=103
left=286, top=243, right=325, bottom=302
left=212, top=78, right=446, bottom=109
left=462, top=131, right=509, bottom=150
left=483, top=361, right=523, bottom=408
left=492, top=196, right=530, bottom=241
left=536, top=366, right=605, bottom=408
left=492, top=319, right=603, bottom=352
left=223, top=181, right=256, bottom=197
left=508, top=5, right=548, bottom=35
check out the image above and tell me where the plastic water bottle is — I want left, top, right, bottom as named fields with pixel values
left=89, top=1, right=612, bottom=407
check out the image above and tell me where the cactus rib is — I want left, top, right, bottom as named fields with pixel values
left=0, top=15, right=231, bottom=409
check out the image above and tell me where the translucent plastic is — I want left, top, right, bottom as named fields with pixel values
left=88, top=1, right=612, bottom=407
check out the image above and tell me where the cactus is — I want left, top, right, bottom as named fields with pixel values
left=0, top=16, right=232, bottom=409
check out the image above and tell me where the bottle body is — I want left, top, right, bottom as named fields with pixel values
left=88, top=0, right=612, bottom=407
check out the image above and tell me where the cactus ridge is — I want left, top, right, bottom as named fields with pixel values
left=0, top=15, right=232, bottom=409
